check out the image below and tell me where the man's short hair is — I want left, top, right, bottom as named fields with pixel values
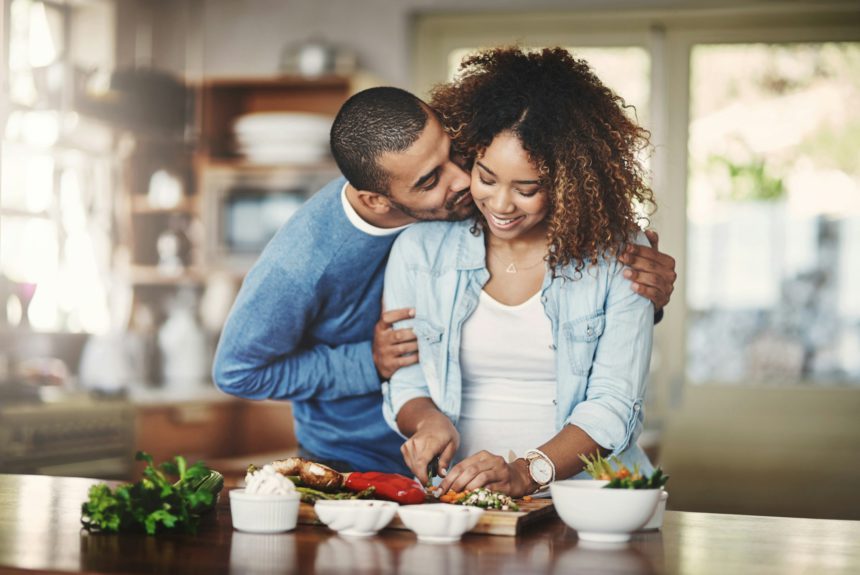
left=330, top=87, right=429, bottom=194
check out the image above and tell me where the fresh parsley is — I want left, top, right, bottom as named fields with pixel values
left=81, top=451, right=223, bottom=535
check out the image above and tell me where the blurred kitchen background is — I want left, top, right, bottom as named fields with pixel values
left=1, top=0, right=858, bottom=520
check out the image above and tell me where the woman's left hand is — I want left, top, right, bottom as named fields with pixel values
left=437, top=451, right=533, bottom=497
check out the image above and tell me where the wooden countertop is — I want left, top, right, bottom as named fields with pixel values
left=2, top=474, right=859, bottom=574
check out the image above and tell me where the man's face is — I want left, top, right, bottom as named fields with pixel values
left=376, top=112, right=474, bottom=222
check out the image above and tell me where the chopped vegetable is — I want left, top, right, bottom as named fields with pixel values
left=295, top=486, right=376, bottom=504
left=270, top=457, right=343, bottom=491
left=441, top=488, right=520, bottom=511
left=439, top=490, right=464, bottom=504
left=579, top=453, right=669, bottom=490
left=81, top=451, right=223, bottom=535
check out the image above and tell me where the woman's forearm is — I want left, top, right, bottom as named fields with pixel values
left=396, top=397, right=448, bottom=436
left=533, top=424, right=610, bottom=481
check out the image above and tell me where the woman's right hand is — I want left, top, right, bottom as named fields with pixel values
left=400, top=412, right=460, bottom=486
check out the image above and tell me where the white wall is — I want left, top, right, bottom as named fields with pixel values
left=146, top=0, right=772, bottom=87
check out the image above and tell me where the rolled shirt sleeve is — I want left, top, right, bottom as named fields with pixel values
left=567, top=236, right=655, bottom=455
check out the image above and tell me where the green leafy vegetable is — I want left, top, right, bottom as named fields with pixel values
left=81, top=451, right=224, bottom=535
left=579, top=452, right=669, bottom=490
left=452, top=488, right=519, bottom=511
left=295, top=485, right=376, bottom=504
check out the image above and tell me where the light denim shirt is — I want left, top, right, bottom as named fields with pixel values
left=382, top=220, right=655, bottom=474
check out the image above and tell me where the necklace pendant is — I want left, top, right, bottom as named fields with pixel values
left=506, top=263, right=517, bottom=274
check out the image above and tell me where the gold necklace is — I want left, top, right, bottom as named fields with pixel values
left=488, top=248, right=546, bottom=274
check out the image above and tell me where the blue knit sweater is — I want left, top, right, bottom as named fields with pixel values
left=212, top=177, right=408, bottom=473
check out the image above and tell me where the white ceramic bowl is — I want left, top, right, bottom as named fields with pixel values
left=314, top=500, right=399, bottom=537
left=550, top=480, right=661, bottom=543
left=640, top=489, right=669, bottom=531
left=229, top=489, right=301, bottom=533
left=397, top=504, right=485, bottom=543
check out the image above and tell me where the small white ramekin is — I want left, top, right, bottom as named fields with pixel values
left=229, top=489, right=301, bottom=533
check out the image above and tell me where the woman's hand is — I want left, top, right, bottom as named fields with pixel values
left=620, top=229, right=677, bottom=315
left=401, top=411, right=460, bottom=486
left=438, top=451, right=534, bottom=498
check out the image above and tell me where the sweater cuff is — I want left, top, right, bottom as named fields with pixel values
left=353, top=339, right=384, bottom=396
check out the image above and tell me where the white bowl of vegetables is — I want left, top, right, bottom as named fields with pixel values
left=550, top=455, right=669, bottom=543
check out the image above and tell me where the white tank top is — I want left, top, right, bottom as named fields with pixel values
left=456, top=289, right=558, bottom=462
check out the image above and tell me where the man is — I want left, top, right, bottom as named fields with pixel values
left=212, top=87, right=676, bottom=474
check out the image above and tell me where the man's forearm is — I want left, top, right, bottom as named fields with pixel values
left=213, top=338, right=380, bottom=402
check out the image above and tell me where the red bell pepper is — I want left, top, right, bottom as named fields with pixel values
left=344, top=472, right=426, bottom=505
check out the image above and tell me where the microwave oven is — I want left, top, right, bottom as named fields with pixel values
left=202, top=163, right=341, bottom=272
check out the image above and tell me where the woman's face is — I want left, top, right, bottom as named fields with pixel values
left=470, top=131, right=549, bottom=241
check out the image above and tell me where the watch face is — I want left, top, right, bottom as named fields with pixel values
left=529, top=458, right=553, bottom=485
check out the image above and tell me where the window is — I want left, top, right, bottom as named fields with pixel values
left=686, top=42, right=860, bottom=387
left=1, top=0, right=115, bottom=333
left=416, top=7, right=860, bottom=429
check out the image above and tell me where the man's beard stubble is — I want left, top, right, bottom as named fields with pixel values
left=388, top=189, right=476, bottom=223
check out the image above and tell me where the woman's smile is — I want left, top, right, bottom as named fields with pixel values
left=487, top=212, right=526, bottom=230
left=471, top=130, right=549, bottom=241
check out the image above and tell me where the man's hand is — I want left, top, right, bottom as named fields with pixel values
left=438, top=451, right=533, bottom=497
left=400, top=412, right=459, bottom=486
left=620, top=229, right=677, bottom=314
left=372, top=307, right=418, bottom=380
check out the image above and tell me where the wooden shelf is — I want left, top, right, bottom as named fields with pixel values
left=197, top=157, right=338, bottom=172
left=196, top=76, right=352, bottom=159
left=130, top=195, right=197, bottom=214
left=192, top=75, right=351, bottom=88
left=129, top=265, right=207, bottom=286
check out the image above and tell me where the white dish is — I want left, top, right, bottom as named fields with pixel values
left=314, top=500, right=399, bottom=537
left=550, top=480, right=661, bottom=543
left=229, top=489, right=301, bottom=533
left=236, top=145, right=330, bottom=165
left=397, top=504, right=484, bottom=543
left=233, top=112, right=332, bottom=137
left=641, top=490, right=669, bottom=531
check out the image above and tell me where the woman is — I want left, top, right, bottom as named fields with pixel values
left=382, top=47, right=656, bottom=497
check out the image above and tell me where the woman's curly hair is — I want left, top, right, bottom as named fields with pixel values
left=430, top=46, right=655, bottom=273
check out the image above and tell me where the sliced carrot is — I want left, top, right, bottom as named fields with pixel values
left=439, top=490, right=464, bottom=503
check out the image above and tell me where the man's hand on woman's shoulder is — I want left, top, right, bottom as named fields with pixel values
left=620, top=229, right=677, bottom=320
left=373, top=306, right=419, bottom=381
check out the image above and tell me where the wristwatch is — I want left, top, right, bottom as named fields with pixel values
left=524, top=449, right=556, bottom=488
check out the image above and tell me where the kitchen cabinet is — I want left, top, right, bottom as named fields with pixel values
left=195, top=76, right=355, bottom=160
left=194, top=75, right=361, bottom=274
left=133, top=398, right=296, bottom=474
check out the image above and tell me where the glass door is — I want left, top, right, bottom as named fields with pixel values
left=686, top=42, right=860, bottom=388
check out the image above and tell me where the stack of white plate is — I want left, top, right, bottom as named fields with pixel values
left=233, top=112, right=333, bottom=164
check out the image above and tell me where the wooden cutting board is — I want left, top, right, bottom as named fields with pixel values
left=298, top=498, right=555, bottom=537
